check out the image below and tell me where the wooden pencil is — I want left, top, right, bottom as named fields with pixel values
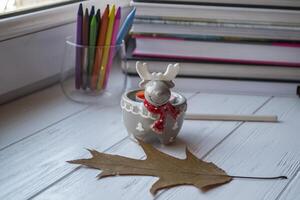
left=184, top=113, right=278, bottom=122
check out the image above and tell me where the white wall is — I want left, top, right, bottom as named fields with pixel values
left=0, top=23, right=75, bottom=103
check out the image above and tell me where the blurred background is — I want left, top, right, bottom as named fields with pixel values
left=0, top=0, right=74, bottom=16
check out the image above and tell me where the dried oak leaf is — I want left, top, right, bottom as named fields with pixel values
left=68, top=140, right=232, bottom=195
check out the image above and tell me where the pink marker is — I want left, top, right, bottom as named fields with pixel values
left=103, top=7, right=121, bottom=89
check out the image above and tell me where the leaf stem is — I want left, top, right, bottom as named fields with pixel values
left=229, top=175, right=287, bottom=180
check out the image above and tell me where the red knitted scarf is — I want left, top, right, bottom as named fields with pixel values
left=144, top=99, right=179, bottom=134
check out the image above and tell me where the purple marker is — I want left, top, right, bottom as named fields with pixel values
left=75, top=3, right=83, bottom=89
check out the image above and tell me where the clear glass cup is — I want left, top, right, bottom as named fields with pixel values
left=60, top=37, right=127, bottom=105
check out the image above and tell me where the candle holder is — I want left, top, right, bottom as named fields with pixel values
left=121, top=62, right=187, bottom=144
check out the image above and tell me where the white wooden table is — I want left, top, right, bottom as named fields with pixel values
left=0, top=77, right=299, bottom=200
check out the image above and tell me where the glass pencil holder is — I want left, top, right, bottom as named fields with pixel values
left=60, top=37, right=127, bottom=105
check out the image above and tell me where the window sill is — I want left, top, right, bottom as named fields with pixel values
left=0, top=0, right=129, bottom=42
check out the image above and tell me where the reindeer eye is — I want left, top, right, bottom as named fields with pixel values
left=156, top=91, right=163, bottom=96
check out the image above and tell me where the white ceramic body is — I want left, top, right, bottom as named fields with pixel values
left=121, top=89, right=187, bottom=144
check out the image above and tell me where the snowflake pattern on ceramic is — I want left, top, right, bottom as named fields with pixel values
left=136, top=122, right=144, bottom=132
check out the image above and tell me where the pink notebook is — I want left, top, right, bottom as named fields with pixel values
left=133, top=35, right=300, bottom=67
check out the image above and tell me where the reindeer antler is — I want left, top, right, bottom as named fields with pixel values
left=163, top=63, right=179, bottom=81
left=136, top=62, right=152, bottom=88
left=136, top=62, right=180, bottom=88
left=136, top=62, right=151, bottom=80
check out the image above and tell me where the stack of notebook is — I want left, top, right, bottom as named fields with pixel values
left=126, top=0, right=300, bottom=81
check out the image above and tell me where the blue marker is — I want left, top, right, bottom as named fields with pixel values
left=116, top=7, right=136, bottom=45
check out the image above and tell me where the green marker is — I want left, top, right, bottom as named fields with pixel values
left=87, top=15, right=98, bottom=88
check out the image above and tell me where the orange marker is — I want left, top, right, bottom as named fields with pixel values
left=97, top=5, right=116, bottom=90
left=91, top=5, right=109, bottom=90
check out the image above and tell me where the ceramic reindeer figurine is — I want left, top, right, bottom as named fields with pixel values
left=121, top=62, right=187, bottom=144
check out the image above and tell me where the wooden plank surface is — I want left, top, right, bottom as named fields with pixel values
left=278, top=173, right=300, bottom=200
left=0, top=105, right=128, bottom=200
left=155, top=97, right=300, bottom=200
left=0, top=84, right=87, bottom=150
left=30, top=93, right=269, bottom=200
left=0, top=85, right=195, bottom=200
left=2, top=82, right=299, bottom=200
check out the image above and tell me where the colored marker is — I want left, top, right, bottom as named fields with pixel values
left=87, top=14, right=98, bottom=89
left=91, top=5, right=109, bottom=90
left=116, top=7, right=136, bottom=45
left=89, top=5, right=95, bottom=23
left=75, top=3, right=83, bottom=89
left=95, top=9, right=101, bottom=47
left=82, top=8, right=89, bottom=89
left=103, top=7, right=121, bottom=89
left=96, top=8, right=100, bottom=22
left=97, top=5, right=116, bottom=90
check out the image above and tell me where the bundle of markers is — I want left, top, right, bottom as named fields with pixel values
left=75, top=4, right=136, bottom=91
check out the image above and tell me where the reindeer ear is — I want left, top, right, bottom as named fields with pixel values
left=139, top=80, right=149, bottom=88
left=164, top=81, right=175, bottom=88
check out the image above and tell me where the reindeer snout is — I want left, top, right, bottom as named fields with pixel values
left=144, top=81, right=171, bottom=107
